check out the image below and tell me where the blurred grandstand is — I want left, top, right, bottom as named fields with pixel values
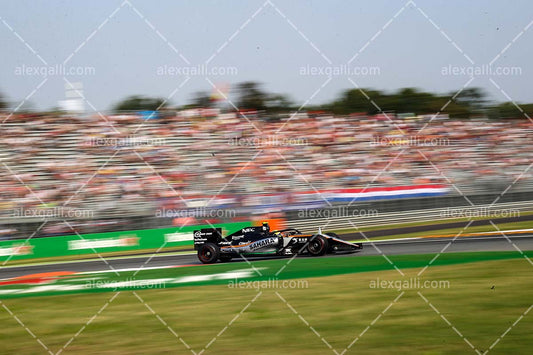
left=1, top=111, right=532, bottom=239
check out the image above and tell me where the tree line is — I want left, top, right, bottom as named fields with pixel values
left=113, top=82, right=532, bottom=119
left=1, top=83, right=532, bottom=119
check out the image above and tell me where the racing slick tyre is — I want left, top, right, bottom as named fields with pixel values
left=325, top=232, right=339, bottom=238
left=219, top=255, right=233, bottom=262
left=307, top=235, right=329, bottom=256
left=198, top=243, right=220, bottom=264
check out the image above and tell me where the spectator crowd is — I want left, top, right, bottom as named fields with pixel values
left=1, top=111, right=532, bottom=237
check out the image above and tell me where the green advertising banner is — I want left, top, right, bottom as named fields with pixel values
left=0, top=222, right=250, bottom=262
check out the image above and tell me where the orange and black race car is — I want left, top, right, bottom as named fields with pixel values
left=193, top=222, right=363, bottom=264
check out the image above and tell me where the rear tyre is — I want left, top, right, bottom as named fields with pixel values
left=198, top=243, right=220, bottom=264
left=307, top=235, right=328, bottom=256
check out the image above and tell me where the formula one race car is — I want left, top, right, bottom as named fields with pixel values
left=193, top=222, right=363, bottom=264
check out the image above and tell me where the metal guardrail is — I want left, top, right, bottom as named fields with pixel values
left=287, top=200, right=533, bottom=233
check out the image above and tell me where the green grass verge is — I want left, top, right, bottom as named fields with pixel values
left=2, top=256, right=532, bottom=354
left=2, top=251, right=533, bottom=299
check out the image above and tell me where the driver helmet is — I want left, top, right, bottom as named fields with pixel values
left=262, top=221, right=270, bottom=233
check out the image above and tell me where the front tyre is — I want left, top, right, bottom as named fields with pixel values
left=198, top=243, right=220, bottom=264
left=307, top=235, right=328, bottom=256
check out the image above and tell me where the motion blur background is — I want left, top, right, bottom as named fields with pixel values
left=1, top=0, right=532, bottom=240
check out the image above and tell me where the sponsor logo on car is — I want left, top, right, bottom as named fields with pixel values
left=289, top=238, right=305, bottom=245
left=250, top=237, right=277, bottom=251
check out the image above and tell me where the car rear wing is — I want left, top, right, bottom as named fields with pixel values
left=193, top=228, right=223, bottom=250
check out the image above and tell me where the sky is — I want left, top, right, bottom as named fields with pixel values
left=1, top=0, right=532, bottom=112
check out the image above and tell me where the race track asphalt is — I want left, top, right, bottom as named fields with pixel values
left=2, top=234, right=533, bottom=279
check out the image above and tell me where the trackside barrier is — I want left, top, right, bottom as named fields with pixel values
left=0, top=222, right=250, bottom=262
left=287, top=200, right=533, bottom=233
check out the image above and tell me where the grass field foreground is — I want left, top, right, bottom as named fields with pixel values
left=1, top=256, right=532, bottom=354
